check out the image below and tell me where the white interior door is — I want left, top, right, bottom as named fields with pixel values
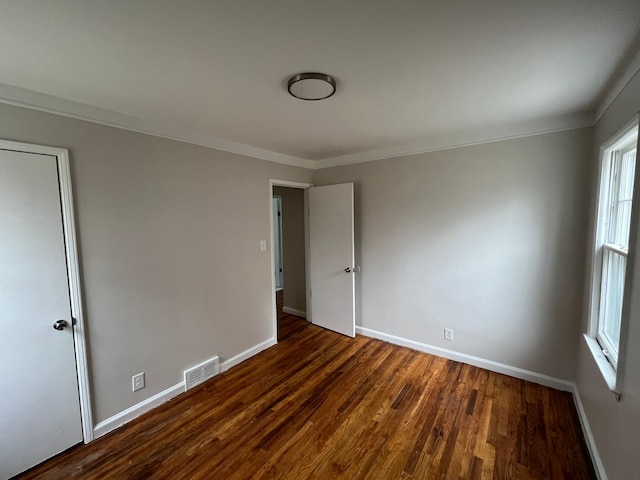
left=308, top=183, right=355, bottom=337
left=0, top=149, right=83, bottom=478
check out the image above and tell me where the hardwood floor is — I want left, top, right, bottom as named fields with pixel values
left=18, top=322, right=595, bottom=479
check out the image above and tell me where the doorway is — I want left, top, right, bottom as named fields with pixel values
left=272, top=184, right=309, bottom=340
left=269, top=179, right=357, bottom=342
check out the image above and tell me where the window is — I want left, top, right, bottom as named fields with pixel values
left=587, top=120, right=638, bottom=391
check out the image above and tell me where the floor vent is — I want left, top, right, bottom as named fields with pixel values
left=184, top=356, right=219, bottom=391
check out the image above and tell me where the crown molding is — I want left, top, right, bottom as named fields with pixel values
left=0, top=81, right=597, bottom=172
left=315, top=112, right=595, bottom=169
left=595, top=46, right=640, bottom=123
left=0, top=81, right=315, bottom=169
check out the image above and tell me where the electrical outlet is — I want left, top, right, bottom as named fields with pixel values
left=444, top=328, right=454, bottom=341
left=132, top=372, right=145, bottom=392
left=260, top=240, right=267, bottom=251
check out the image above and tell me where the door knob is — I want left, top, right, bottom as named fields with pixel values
left=344, top=267, right=352, bottom=273
left=53, top=320, right=68, bottom=331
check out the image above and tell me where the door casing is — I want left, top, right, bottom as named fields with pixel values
left=0, top=139, right=93, bottom=443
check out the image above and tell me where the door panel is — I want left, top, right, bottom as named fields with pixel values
left=0, top=149, right=83, bottom=478
left=308, top=183, right=355, bottom=337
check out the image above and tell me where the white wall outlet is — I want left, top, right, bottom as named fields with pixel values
left=260, top=240, right=267, bottom=251
left=444, top=328, right=454, bottom=341
left=132, top=372, right=145, bottom=392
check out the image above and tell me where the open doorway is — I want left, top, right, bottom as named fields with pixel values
left=269, top=179, right=313, bottom=341
left=269, top=179, right=356, bottom=342
left=272, top=184, right=309, bottom=340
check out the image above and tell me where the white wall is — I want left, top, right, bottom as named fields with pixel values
left=273, top=186, right=307, bottom=313
left=314, top=128, right=592, bottom=380
left=576, top=69, right=640, bottom=480
left=0, top=103, right=312, bottom=425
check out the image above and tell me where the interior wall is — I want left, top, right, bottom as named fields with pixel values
left=576, top=69, right=640, bottom=480
left=273, top=187, right=307, bottom=314
left=313, top=127, right=592, bottom=380
left=0, top=102, right=312, bottom=424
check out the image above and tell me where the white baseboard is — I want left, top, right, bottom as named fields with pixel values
left=220, top=337, right=276, bottom=373
left=282, top=306, right=307, bottom=318
left=572, top=385, right=608, bottom=480
left=92, top=336, right=276, bottom=439
left=356, top=325, right=608, bottom=477
left=355, top=326, right=573, bottom=392
left=90, top=327, right=605, bottom=478
left=93, top=382, right=184, bottom=438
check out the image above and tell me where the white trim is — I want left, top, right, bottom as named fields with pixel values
left=600, top=116, right=639, bottom=152
left=586, top=116, right=639, bottom=396
left=315, top=113, right=594, bottom=169
left=356, top=326, right=611, bottom=475
left=355, top=326, right=573, bottom=391
left=595, top=48, right=640, bottom=123
left=0, top=139, right=94, bottom=443
left=0, top=81, right=598, bottom=171
left=601, top=243, right=628, bottom=257
left=94, top=336, right=276, bottom=438
left=573, top=385, right=609, bottom=480
left=93, top=383, right=184, bottom=438
left=282, top=306, right=307, bottom=318
left=271, top=179, right=314, bottom=188
left=269, top=179, right=314, bottom=342
left=583, top=335, right=618, bottom=396
left=220, top=337, right=276, bottom=373
left=57, top=149, right=95, bottom=444
left=0, top=81, right=314, bottom=169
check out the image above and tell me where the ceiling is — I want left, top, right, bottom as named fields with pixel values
left=0, top=1, right=639, bottom=168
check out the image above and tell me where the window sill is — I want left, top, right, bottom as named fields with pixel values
left=583, top=334, right=621, bottom=400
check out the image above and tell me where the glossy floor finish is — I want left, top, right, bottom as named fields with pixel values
left=18, top=318, right=595, bottom=479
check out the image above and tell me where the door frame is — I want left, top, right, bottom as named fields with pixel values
left=269, top=179, right=313, bottom=341
left=0, top=139, right=94, bottom=443
left=272, top=195, right=284, bottom=289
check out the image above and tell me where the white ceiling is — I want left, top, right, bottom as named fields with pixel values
left=0, top=1, right=639, bottom=167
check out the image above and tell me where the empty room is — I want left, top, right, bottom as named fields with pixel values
left=1, top=1, right=640, bottom=479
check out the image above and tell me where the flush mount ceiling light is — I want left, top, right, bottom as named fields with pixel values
left=287, top=73, right=336, bottom=101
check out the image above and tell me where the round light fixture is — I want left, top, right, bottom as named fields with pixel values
left=287, top=73, right=336, bottom=101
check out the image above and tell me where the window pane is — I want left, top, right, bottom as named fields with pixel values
left=599, top=250, right=626, bottom=359
left=611, top=149, right=636, bottom=247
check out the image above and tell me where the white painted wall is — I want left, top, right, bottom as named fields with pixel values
left=576, top=69, right=640, bottom=480
left=0, top=102, right=312, bottom=425
left=314, top=128, right=592, bottom=380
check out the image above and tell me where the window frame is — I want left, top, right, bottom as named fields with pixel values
left=586, top=116, right=639, bottom=399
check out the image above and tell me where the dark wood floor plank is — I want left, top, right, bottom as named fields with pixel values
left=17, top=320, right=596, bottom=480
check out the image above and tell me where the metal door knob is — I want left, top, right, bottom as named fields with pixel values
left=53, top=320, right=68, bottom=331
left=344, top=267, right=352, bottom=273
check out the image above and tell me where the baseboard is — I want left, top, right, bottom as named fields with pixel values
left=355, top=326, right=573, bottom=392
left=282, top=306, right=307, bottom=318
left=356, top=326, right=606, bottom=477
left=220, top=337, right=276, bottom=373
left=93, top=382, right=184, bottom=438
left=92, top=336, right=277, bottom=439
left=572, top=385, right=608, bottom=480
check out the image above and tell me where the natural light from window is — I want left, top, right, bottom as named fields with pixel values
left=587, top=120, right=638, bottom=392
